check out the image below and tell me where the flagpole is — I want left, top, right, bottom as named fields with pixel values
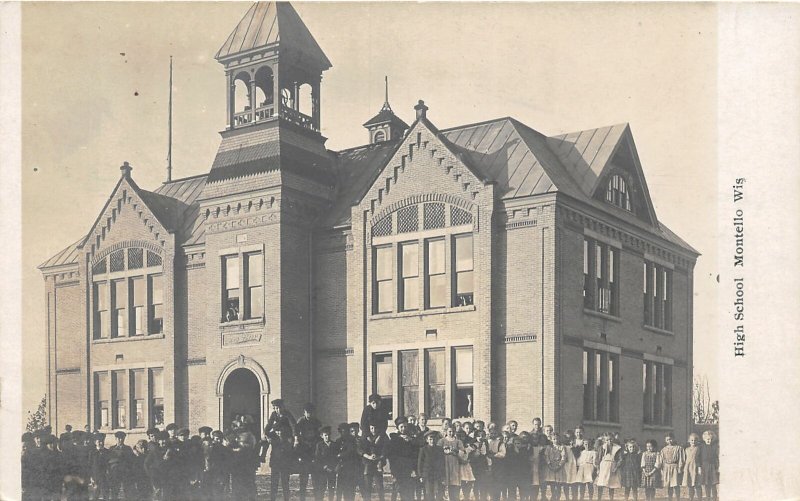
left=167, top=56, right=173, bottom=182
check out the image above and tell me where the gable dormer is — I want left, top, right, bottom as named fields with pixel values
left=592, top=128, right=658, bottom=226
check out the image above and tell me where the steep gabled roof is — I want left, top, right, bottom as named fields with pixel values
left=216, top=2, right=331, bottom=70
left=546, top=123, right=628, bottom=197
left=152, top=174, right=208, bottom=246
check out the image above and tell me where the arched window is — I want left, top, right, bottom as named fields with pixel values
left=373, top=130, right=386, bottom=143
left=606, top=174, right=632, bottom=211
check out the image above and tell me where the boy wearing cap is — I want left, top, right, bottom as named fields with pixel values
left=269, top=424, right=293, bottom=501
left=265, top=398, right=297, bottom=440
left=388, top=417, right=418, bottom=501
left=314, top=426, right=338, bottom=501
left=360, top=394, right=389, bottom=439
left=417, top=430, right=443, bottom=501
left=359, top=423, right=387, bottom=501
left=296, top=404, right=321, bottom=501
left=108, top=431, right=135, bottom=500
left=89, top=433, right=111, bottom=501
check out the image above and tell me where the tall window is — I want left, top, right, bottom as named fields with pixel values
left=95, top=372, right=110, bottom=429
left=453, top=234, right=474, bottom=306
left=92, top=248, right=163, bottom=340
left=453, top=347, right=474, bottom=418
left=112, top=370, right=127, bottom=429
left=399, top=350, right=419, bottom=418
left=150, top=368, right=164, bottom=427
left=582, top=348, right=619, bottom=423
left=131, top=369, right=145, bottom=428
left=112, top=279, right=127, bottom=338
left=371, top=202, right=476, bottom=314
left=643, top=360, right=672, bottom=426
left=644, top=261, right=673, bottom=331
left=149, top=275, right=163, bottom=334
left=130, top=277, right=145, bottom=336
left=245, top=252, right=264, bottom=319
left=426, top=349, right=446, bottom=418
left=374, top=353, right=393, bottom=421
left=399, top=243, right=419, bottom=311
left=374, top=246, right=393, bottom=314
left=426, top=239, right=447, bottom=309
left=606, top=174, right=632, bottom=211
left=93, top=282, right=109, bottom=339
left=223, top=256, right=240, bottom=321
left=583, top=238, right=619, bottom=316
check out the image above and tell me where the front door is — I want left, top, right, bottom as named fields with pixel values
left=223, top=367, right=261, bottom=436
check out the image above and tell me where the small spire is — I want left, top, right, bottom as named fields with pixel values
left=167, top=56, right=173, bottom=183
left=120, top=161, right=133, bottom=178
left=381, top=75, right=391, bottom=111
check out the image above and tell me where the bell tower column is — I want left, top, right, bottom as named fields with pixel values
left=249, top=78, right=258, bottom=123
left=312, top=77, right=321, bottom=130
left=226, top=71, right=235, bottom=130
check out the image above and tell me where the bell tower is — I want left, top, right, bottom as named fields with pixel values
left=199, top=2, right=335, bottom=417
left=216, top=1, right=331, bottom=133
left=363, top=76, right=409, bottom=144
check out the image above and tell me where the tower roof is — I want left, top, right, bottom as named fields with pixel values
left=216, top=2, right=331, bottom=70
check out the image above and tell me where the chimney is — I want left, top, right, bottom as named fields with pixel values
left=120, top=161, right=133, bottom=178
left=414, top=100, right=428, bottom=121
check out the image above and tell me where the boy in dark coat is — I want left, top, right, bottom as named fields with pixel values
left=269, top=424, right=293, bottom=501
left=89, top=433, right=111, bottom=501
left=107, top=431, right=135, bottom=500
left=388, top=417, right=418, bottom=501
left=313, top=426, right=338, bottom=501
left=417, top=430, right=443, bottom=501
left=336, top=423, right=361, bottom=501
left=359, top=423, right=387, bottom=501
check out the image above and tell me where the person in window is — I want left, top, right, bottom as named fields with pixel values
left=226, top=301, right=240, bottom=322
left=360, top=393, right=389, bottom=438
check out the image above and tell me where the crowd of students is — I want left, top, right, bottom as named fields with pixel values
left=20, top=394, right=719, bottom=501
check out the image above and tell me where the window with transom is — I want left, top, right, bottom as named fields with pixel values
left=370, top=201, right=476, bottom=314
left=92, top=248, right=164, bottom=340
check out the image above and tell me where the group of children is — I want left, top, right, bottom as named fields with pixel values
left=19, top=396, right=720, bottom=501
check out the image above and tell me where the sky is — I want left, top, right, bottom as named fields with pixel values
left=20, top=2, right=719, bottom=418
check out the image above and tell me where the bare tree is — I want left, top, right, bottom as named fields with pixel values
left=26, top=395, right=48, bottom=432
left=693, top=375, right=719, bottom=424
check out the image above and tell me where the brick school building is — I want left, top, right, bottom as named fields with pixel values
left=38, top=2, right=698, bottom=443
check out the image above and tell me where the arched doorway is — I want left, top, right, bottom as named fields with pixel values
left=223, top=368, right=261, bottom=437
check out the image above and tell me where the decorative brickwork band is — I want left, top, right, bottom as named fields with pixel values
left=500, top=334, right=538, bottom=344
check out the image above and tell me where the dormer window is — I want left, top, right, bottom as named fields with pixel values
left=606, top=174, right=632, bottom=211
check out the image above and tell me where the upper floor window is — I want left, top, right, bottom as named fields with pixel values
left=606, top=174, right=632, bottom=211
left=92, top=248, right=163, bottom=340
left=221, top=252, right=264, bottom=322
left=644, top=261, right=673, bottom=331
left=371, top=202, right=475, bottom=315
left=583, top=238, right=619, bottom=316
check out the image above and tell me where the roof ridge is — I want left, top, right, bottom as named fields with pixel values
left=439, top=116, right=514, bottom=133
left=549, top=121, right=630, bottom=138
left=161, top=172, right=209, bottom=185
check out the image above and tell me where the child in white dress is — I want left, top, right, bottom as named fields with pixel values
left=576, top=439, right=597, bottom=500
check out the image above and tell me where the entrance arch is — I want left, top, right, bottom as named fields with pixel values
left=216, top=356, right=270, bottom=434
